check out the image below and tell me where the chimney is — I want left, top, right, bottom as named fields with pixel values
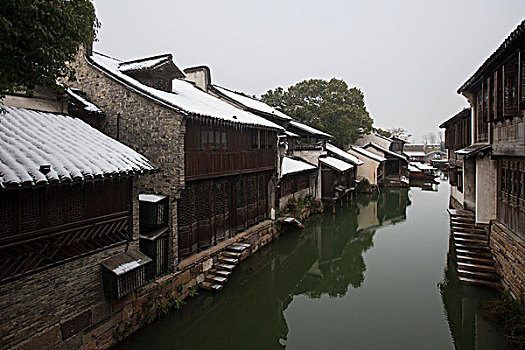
left=183, top=66, right=211, bottom=92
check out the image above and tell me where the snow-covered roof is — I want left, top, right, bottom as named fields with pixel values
left=118, top=54, right=172, bottom=73
left=364, top=142, right=407, bottom=161
left=408, top=164, right=422, bottom=173
left=281, top=157, right=316, bottom=176
left=0, top=106, right=157, bottom=189
left=320, top=156, right=354, bottom=172
left=289, top=120, right=331, bottom=137
left=89, top=53, right=282, bottom=131
left=213, top=85, right=292, bottom=121
left=404, top=151, right=426, bottom=157
left=349, top=146, right=386, bottom=162
left=326, top=143, right=364, bottom=166
left=411, top=162, right=436, bottom=171
left=139, top=194, right=167, bottom=203
left=285, top=130, right=299, bottom=138
left=67, top=88, right=104, bottom=114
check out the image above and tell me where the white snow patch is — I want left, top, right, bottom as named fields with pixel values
left=320, top=156, right=354, bottom=172
left=281, top=157, right=316, bottom=176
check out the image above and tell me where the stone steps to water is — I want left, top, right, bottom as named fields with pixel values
left=457, top=261, right=496, bottom=273
left=201, top=281, right=223, bottom=291
left=458, top=276, right=500, bottom=288
left=448, top=209, right=498, bottom=288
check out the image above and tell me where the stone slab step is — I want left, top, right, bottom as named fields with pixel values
left=452, top=232, right=488, bottom=241
left=456, top=249, right=492, bottom=258
left=206, top=274, right=228, bottom=284
left=456, top=254, right=494, bottom=265
left=459, top=276, right=500, bottom=288
left=210, top=269, right=232, bottom=278
left=458, top=268, right=498, bottom=280
left=215, top=263, right=236, bottom=271
left=201, top=281, right=223, bottom=292
left=226, top=244, right=248, bottom=253
left=454, top=243, right=490, bottom=252
left=218, top=257, right=239, bottom=265
left=221, top=251, right=241, bottom=259
left=448, top=209, right=474, bottom=217
left=454, top=237, right=488, bottom=246
left=457, top=261, right=496, bottom=273
left=451, top=218, right=475, bottom=224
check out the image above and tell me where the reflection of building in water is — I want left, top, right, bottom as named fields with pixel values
left=130, top=190, right=412, bottom=349
left=439, top=236, right=510, bottom=350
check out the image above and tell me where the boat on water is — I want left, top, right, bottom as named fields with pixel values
left=409, top=162, right=438, bottom=181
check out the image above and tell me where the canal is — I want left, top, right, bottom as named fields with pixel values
left=119, top=180, right=511, bottom=349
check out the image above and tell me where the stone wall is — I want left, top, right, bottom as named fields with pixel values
left=490, top=221, right=525, bottom=300
left=5, top=221, right=276, bottom=350
left=67, top=50, right=186, bottom=268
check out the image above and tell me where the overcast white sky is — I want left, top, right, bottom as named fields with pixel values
left=92, top=0, right=525, bottom=142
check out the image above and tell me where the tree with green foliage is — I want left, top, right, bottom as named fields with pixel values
left=261, top=78, right=373, bottom=147
left=0, top=0, right=98, bottom=95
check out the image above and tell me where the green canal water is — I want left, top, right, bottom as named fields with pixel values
left=119, top=180, right=512, bottom=349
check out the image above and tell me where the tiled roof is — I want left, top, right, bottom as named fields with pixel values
left=289, top=120, right=332, bottom=137
left=0, top=106, right=157, bottom=189
left=364, top=142, right=408, bottom=161
left=349, top=145, right=386, bottom=163
left=326, top=143, right=364, bottom=166
left=458, top=19, right=525, bottom=93
left=213, top=85, right=292, bottom=121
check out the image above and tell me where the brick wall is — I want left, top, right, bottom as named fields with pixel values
left=66, top=50, right=186, bottom=268
left=490, top=221, right=525, bottom=300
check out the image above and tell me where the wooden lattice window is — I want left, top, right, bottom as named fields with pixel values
left=0, top=192, right=15, bottom=237
left=504, top=60, right=518, bottom=114
left=20, top=189, right=42, bottom=233
left=215, top=183, right=225, bottom=215
left=236, top=179, right=244, bottom=208
left=46, top=187, right=66, bottom=227
left=258, top=176, right=264, bottom=202
left=247, top=177, right=255, bottom=205
left=198, top=185, right=210, bottom=220
left=191, top=187, right=198, bottom=226
left=178, top=189, right=190, bottom=227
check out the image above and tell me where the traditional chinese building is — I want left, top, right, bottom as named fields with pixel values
left=441, top=19, right=525, bottom=298
left=67, top=50, right=283, bottom=263
left=0, top=91, right=156, bottom=349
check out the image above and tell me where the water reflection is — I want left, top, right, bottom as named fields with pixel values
left=118, top=187, right=507, bottom=350
left=119, top=190, right=411, bottom=349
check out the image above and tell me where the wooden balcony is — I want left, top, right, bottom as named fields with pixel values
left=185, top=150, right=275, bottom=180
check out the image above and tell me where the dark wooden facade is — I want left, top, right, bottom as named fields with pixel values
left=178, top=119, right=277, bottom=257
left=0, top=178, right=132, bottom=283
left=456, top=20, right=525, bottom=238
